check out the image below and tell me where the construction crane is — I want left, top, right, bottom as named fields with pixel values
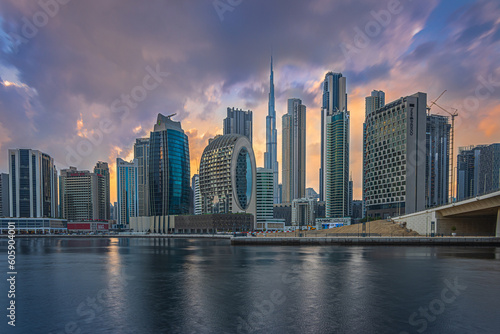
left=427, top=91, right=459, bottom=203
left=426, top=90, right=447, bottom=115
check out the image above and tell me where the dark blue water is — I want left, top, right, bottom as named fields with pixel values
left=0, top=238, right=499, bottom=334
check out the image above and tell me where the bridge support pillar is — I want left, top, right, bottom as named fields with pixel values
left=497, top=208, right=500, bottom=237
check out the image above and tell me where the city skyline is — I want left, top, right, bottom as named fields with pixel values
left=0, top=0, right=499, bottom=204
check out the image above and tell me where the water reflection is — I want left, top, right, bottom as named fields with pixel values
left=0, top=238, right=498, bottom=334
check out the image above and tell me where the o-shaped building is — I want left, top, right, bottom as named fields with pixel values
left=199, top=134, right=256, bottom=226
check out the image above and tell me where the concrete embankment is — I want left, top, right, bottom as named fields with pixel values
left=0, top=234, right=232, bottom=239
left=231, top=237, right=500, bottom=246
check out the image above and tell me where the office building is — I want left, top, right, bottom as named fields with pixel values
left=199, top=134, right=256, bottom=226
left=192, top=174, right=201, bottom=215
left=362, top=90, right=386, bottom=218
left=457, top=143, right=500, bottom=200
left=282, top=98, right=306, bottom=203
left=0, top=173, right=9, bottom=217
left=321, top=72, right=350, bottom=218
left=149, top=113, right=191, bottom=216
left=8, top=149, right=58, bottom=218
left=426, top=115, right=451, bottom=207
left=223, top=107, right=252, bottom=143
left=94, top=161, right=110, bottom=220
left=291, top=198, right=319, bottom=227
left=134, top=138, right=150, bottom=217
left=363, top=92, right=427, bottom=218
left=256, top=168, right=274, bottom=222
left=59, top=167, right=108, bottom=221
left=264, top=57, right=280, bottom=204
left=116, top=158, right=139, bottom=227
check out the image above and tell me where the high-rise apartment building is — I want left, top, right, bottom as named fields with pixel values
left=199, top=134, right=256, bottom=226
left=9, top=149, right=58, bottom=218
left=116, top=158, right=138, bottom=226
left=457, top=143, right=500, bottom=200
left=282, top=98, right=306, bottom=203
left=426, top=115, right=451, bottom=207
left=148, top=113, right=191, bottom=216
left=94, top=161, right=110, bottom=220
left=59, top=167, right=108, bottom=221
left=0, top=173, right=9, bottom=217
left=321, top=72, right=350, bottom=218
left=256, top=168, right=274, bottom=222
left=223, top=107, right=253, bottom=143
left=264, top=57, right=280, bottom=204
left=134, top=138, right=150, bottom=216
left=191, top=174, right=201, bottom=215
left=363, top=92, right=427, bottom=218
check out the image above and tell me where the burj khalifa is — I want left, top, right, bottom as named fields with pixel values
left=264, top=57, right=280, bottom=204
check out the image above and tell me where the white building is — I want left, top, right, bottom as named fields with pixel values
left=256, top=168, right=274, bottom=222
left=192, top=174, right=201, bottom=215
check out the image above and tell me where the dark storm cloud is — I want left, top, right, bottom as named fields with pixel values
left=0, top=0, right=498, bottom=185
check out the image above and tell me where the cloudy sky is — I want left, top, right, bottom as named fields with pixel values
left=1, top=0, right=499, bottom=202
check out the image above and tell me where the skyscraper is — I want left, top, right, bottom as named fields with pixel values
left=320, top=72, right=347, bottom=202
left=134, top=138, right=150, bottom=216
left=59, top=167, right=108, bottom=221
left=362, top=90, right=385, bottom=217
left=256, top=168, right=274, bottom=222
left=116, top=158, right=139, bottom=227
left=223, top=107, right=253, bottom=143
left=0, top=173, right=9, bottom=217
left=363, top=92, right=427, bottom=218
left=282, top=98, right=306, bottom=203
left=148, top=113, right=191, bottom=216
left=9, top=149, right=58, bottom=218
left=94, top=161, right=110, bottom=220
left=192, top=174, right=201, bottom=215
left=321, top=72, right=349, bottom=218
left=426, top=115, right=451, bottom=207
left=264, top=57, right=280, bottom=204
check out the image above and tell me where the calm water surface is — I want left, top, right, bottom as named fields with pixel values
left=0, top=238, right=499, bottom=334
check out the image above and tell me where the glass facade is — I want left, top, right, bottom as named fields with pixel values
left=236, top=147, right=252, bottom=210
left=149, top=126, right=190, bottom=216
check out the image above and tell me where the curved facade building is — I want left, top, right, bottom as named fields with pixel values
left=148, top=114, right=190, bottom=216
left=199, top=134, right=256, bottom=226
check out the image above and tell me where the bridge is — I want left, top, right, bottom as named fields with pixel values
left=394, top=190, right=500, bottom=237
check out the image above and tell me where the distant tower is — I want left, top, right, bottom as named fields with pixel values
left=116, top=158, right=138, bottom=227
left=192, top=174, right=201, bottom=215
left=134, top=138, right=150, bottom=217
left=94, top=161, right=110, bottom=220
left=264, top=57, right=280, bottom=204
left=282, top=98, right=306, bottom=203
left=223, top=107, right=253, bottom=143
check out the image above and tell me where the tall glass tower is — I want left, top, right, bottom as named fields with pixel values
left=321, top=72, right=349, bottom=218
left=148, top=114, right=191, bottom=216
left=264, top=57, right=279, bottom=203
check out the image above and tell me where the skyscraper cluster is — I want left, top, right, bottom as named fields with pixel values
left=1, top=58, right=499, bottom=229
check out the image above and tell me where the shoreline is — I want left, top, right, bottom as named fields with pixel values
left=1, top=234, right=500, bottom=246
